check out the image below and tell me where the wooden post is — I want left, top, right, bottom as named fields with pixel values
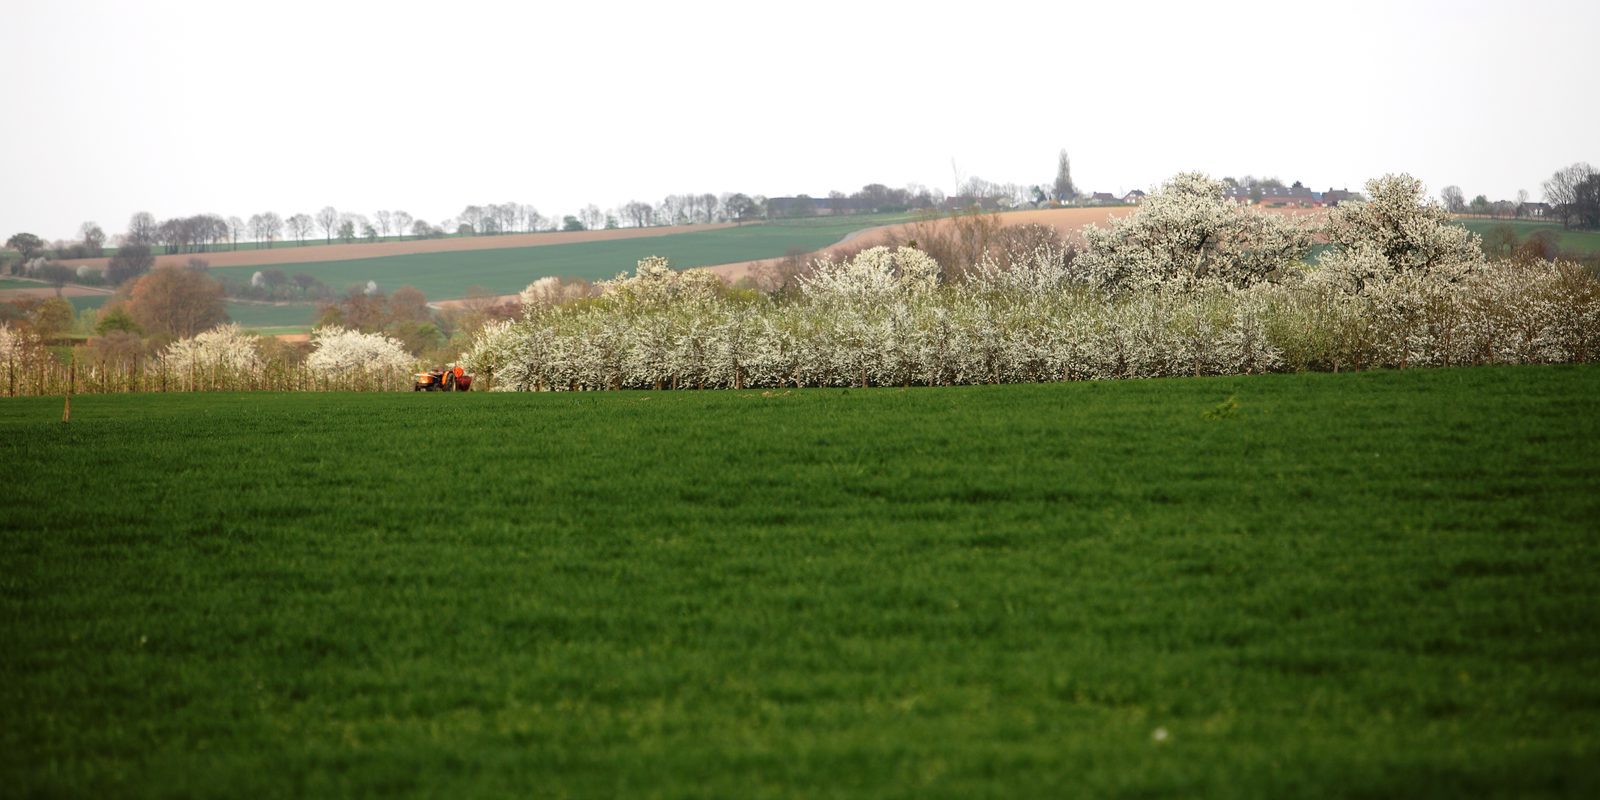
left=62, top=355, right=75, bottom=423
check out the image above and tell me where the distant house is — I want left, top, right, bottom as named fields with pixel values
left=1519, top=202, right=1552, bottom=218
left=1087, top=192, right=1119, bottom=205
left=1220, top=183, right=1362, bottom=208
left=1122, top=190, right=1146, bottom=205
left=1240, top=184, right=1316, bottom=207
left=1321, top=188, right=1361, bottom=207
left=941, top=195, right=1003, bottom=211
left=766, top=196, right=843, bottom=218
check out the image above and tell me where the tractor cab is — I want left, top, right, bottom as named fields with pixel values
left=413, top=365, right=473, bottom=391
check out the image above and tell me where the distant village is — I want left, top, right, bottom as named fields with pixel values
left=764, top=180, right=1376, bottom=219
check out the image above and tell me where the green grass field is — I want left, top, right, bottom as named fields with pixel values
left=222, top=301, right=319, bottom=332
left=103, top=234, right=424, bottom=258
left=67, top=295, right=110, bottom=313
left=3, top=366, right=1598, bottom=797
left=1458, top=219, right=1600, bottom=256
left=208, top=215, right=915, bottom=302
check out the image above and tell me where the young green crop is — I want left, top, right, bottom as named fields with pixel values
left=208, top=215, right=917, bottom=302
left=3, top=366, right=1598, bottom=798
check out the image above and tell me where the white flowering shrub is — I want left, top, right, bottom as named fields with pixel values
left=519, top=276, right=595, bottom=309
left=0, top=323, right=30, bottom=363
left=1076, top=172, right=1313, bottom=292
left=464, top=180, right=1600, bottom=391
left=159, top=324, right=263, bottom=374
left=306, top=326, right=413, bottom=375
left=1318, top=173, right=1485, bottom=292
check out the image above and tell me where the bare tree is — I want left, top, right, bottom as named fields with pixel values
left=1441, top=185, right=1466, bottom=213
left=78, top=222, right=106, bottom=257
left=316, top=206, right=340, bottom=243
left=460, top=205, right=485, bottom=234
left=106, top=243, right=154, bottom=284
left=723, top=194, right=756, bottom=224
left=340, top=213, right=369, bottom=241
left=392, top=210, right=413, bottom=241
left=156, top=218, right=182, bottom=254
left=658, top=195, right=683, bottom=225
left=622, top=201, right=653, bottom=228
left=515, top=205, right=539, bottom=232
left=580, top=204, right=603, bottom=231
left=1543, top=162, right=1599, bottom=229
left=287, top=213, right=314, bottom=245
left=261, top=212, right=283, bottom=247
left=375, top=210, right=393, bottom=240
left=126, top=211, right=158, bottom=246
left=227, top=216, right=246, bottom=250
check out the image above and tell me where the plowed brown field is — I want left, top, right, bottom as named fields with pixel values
left=0, top=284, right=111, bottom=301
left=55, top=224, right=738, bottom=273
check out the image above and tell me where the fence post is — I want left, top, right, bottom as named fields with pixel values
left=62, top=355, right=75, bottom=423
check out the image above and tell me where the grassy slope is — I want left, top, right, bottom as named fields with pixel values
left=4, top=368, right=1599, bottom=798
left=190, top=215, right=910, bottom=330
left=221, top=301, right=320, bottom=331
left=67, top=295, right=110, bottom=313
left=1457, top=219, right=1600, bottom=256
left=210, top=215, right=913, bottom=299
left=52, top=297, right=305, bottom=332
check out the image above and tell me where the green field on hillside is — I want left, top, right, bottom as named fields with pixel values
left=103, top=234, right=425, bottom=258
left=208, top=215, right=914, bottom=301
left=1458, top=219, right=1600, bottom=256
left=222, top=301, right=319, bottom=331
left=56, top=297, right=315, bottom=331
left=67, top=295, right=110, bottom=313
left=3, top=366, right=1598, bottom=797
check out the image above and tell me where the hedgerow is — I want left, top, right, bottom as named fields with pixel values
left=465, top=174, right=1600, bottom=390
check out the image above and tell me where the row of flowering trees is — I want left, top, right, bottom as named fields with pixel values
left=0, top=324, right=417, bottom=396
left=464, top=174, right=1600, bottom=390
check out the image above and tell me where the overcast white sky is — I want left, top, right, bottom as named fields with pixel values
left=3, top=0, right=1596, bottom=241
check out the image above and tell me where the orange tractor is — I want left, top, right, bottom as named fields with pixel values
left=413, top=365, right=473, bottom=392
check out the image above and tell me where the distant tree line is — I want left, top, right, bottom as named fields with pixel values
left=1439, top=162, right=1599, bottom=229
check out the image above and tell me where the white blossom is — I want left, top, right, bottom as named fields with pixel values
left=461, top=176, right=1600, bottom=391
left=1076, top=172, right=1312, bottom=292
left=306, top=326, right=412, bottom=375
left=159, top=324, right=263, bottom=374
left=0, top=323, right=34, bottom=364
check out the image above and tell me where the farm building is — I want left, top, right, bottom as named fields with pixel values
left=766, top=196, right=845, bottom=217
left=1519, top=202, right=1553, bottom=218
left=940, top=195, right=1005, bottom=211
left=1222, top=183, right=1362, bottom=208
left=1321, top=187, right=1361, bottom=206
left=1122, top=190, right=1147, bottom=204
